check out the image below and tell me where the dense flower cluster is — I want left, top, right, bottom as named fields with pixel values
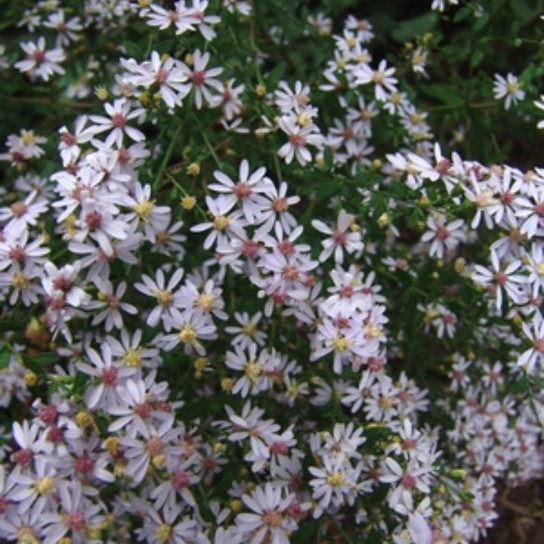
left=0, top=1, right=543, bottom=543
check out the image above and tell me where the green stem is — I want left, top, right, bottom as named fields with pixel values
left=192, top=114, right=222, bottom=168
left=153, top=123, right=184, bottom=189
left=3, top=95, right=93, bottom=110
left=327, top=513, right=356, bottom=544
left=163, top=172, right=208, bottom=220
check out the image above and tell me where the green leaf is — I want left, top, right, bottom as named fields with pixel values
left=473, top=12, right=490, bottom=32
left=0, top=349, right=10, bottom=370
left=423, top=84, right=465, bottom=108
left=390, top=13, right=437, bottom=43
left=124, top=40, right=144, bottom=59
left=292, top=520, right=320, bottom=543
left=510, top=0, right=544, bottom=24
left=453, top=6, right=472, bottom=23
left=0, top=318, right=25, bottom=332
left=266, top=62, right=287, bottom=87
left=20, top=352, right=60, bottom=375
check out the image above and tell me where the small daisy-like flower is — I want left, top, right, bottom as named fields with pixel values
left=472, top=249, right=528, bottom=310
left=134, top=268, right=184, bottom=328
left=493, top=73, right=525, bottom=109
left=225, top=311, right=267, bottom=350
left=354, top=59, right=398, bottom=101
left=89, top=98, right=145, bottom=148
left=235, top=483, right=299, bottom=544
left=15, top=37, right=66, bottom=81
left=420, top=213, right=466, bottom=259
left=121, top=52, right=190, bottom=109
left=309, top=455, right=360, bottom=516
left=191, top=195, right=247, bottom=250
left=208, top=160, right=273, bottom=224
left=518, top=315, right=544, bottom=373
left=277, top=115, right=325, bottom=166
left=312, top=209, right=364, bottom=264
left=183, top=49, right=223, bottom=109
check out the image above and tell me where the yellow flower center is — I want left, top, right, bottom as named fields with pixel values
left=122, top=347, right=142, bottom=367
left=378, top=396, right=394, bottom=410
left=506, top=80, right=520, bottom=93
left=332, top=336, right=350, bottom=352
left=156, top=523, right=172, bottom=543
left=242, top=322, right=256, bottom=336
left=213, top=215, right=230, bottom=231
left=179, top=324, right=196, bottom=344
left=296, top=112, right=311, bottom=127
left=132, top=199, right=155, bottom=221
left=35, top=476, right=55, bottom=495
left=372, top=71, right=385, bottom=84
left=196, top=293, right=215, bottom=311
left=155, top=289, right=173, bottom=307
left=103, top=436, right=120, bottom=453
left=244, top=358, right=262, bottom=384
left=12, top=272, right=29, bottom=290
left=326, top=471, right=346, bottom=487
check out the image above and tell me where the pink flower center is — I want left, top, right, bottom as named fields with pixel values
left=32, top=50, right=46, bottom=64
left=340, top=285, right=354, bottom=298
left=134, top=402, right=151, bottom=419
left=533, top=338, right=544, bottom=353
left=332, top=230, right=347, bottom=244
left=0, top=495, right=9, bottom=514
left=270, top=441, right=289, bottom=455
left=85, top=211, right=102, bottom=230
left=9, top=246, right=26, bottom=262
left=263, top=510, right=284, bottom=528
left=53, top=275, right=73, bottom=292
left=401, top=473, right=417, bottom=489
left=436, top=227, right=450, bottom=241
left=535, top=202, right=544, bottom=216
left=147, top=437, right=163, bottom=457
left=403, top=438, right=418, bottom=450
left=272, top=197, right=289, bottom=212
left=101, top=366, right=117, bottom=386
left=493, top=272, right=508, bottom=286
left=272, top=290, right=287, bottom=303
left=500, top=191, right=514, bottom=205
left=171, top=471, right=191, bottom=490
left=13, top=448, right=33, bottom=468
left=242, top=239, right=259, bottom=258
left=118, top=147, right=130, bottom=163
left=191, top=70, right=205, bottom=85
left=233, top=182, right=252, bottom=199
left=282, top=265, right=299, bottom=280
left=435, top=159, right=452, bottom=175
left=46, top=425, right=64, bottom=443
left=40, top=405, right=58, bottom=425
left=112, top=113, right=126, bottom=127
left=66, top=512, right=85, bottom=531
left=10, top=201, right=27, bottom=218
left=286, top=501, right=303, bottom=520
left=74, top=454, right=94, bottom=474
left=49, top=295, right=66, bottom=310
left=443, top=313, right=456, bottom=324
left=290, top=133, right=307, bottom=147
left=277, top=240, right=295, bottom=255
left=156, top=67, right=169, bottom=84
left=368, top=356, right=386, bottom=371
left=108, top=295, right=121, bottom=309
left=61, top=131, right=77, bottom=146
left=335, top=317, right=349, bottom=329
